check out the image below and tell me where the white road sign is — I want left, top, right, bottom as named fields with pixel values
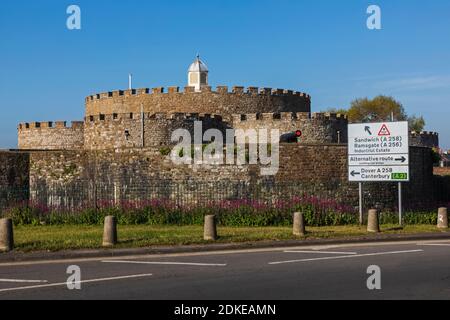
left=348, top=121, right=409, bottom=182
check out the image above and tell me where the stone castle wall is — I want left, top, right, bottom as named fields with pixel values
left=18, top=121, right=84, bottom=150
left=410, top=131, right=439, bottom=148
left=84, top=112, right=227, bottom=150
left=22, top=145, right=446, bottom=210
left=232, top=112, right=348, bottom=144
left=85, top=86, right=311, bottom=122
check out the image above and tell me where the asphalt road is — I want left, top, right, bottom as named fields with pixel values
left=1, top=240, right=450, bottom=300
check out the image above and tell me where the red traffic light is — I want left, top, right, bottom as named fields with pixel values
left=295, top=130, right=302, bottom=137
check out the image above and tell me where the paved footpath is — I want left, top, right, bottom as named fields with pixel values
left=0, top=239, right=450, bottom=300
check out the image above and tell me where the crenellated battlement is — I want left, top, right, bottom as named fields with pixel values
left=18, top=121, right=84, bottom=131
left=85, top=112, right=224, bottom=123
left=232, top=112, right=348, bottom=145
left=85, top=86, right=311, bottom=103
left=232, top=112, right=347, bottom=123
left=411, top=131, right=439, bottom=137
left=18, top=121, right=84, bottom=150
left=410, top=131, right=439, bottom=148
left=83, top=112, right=227, bottom=150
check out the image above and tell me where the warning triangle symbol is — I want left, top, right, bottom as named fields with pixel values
left=378, top=124, right=391, bottom=136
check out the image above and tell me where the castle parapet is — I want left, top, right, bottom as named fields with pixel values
left=410, top=131, right=439, bottom=148
left=232, top=112, right=348, bottom=144
left=83, top=112, right=227, bottom=150
left=18, top=120, right=85, bottom=150
left=85, top=86, right=312, bottom=121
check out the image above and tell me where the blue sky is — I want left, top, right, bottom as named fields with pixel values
left=1, top=0, right=449, bottom=149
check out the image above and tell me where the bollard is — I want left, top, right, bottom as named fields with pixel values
left=438, top=207, right=449, bottom=229
left=204, top=215, right=217, bottom=241
left=0, top=218, right=14, bottom=252
left=367, top=209, right=380, bottom=233
left=293, top=212, right=306, bottom=236
left=102, top=216, right=117, bottom=247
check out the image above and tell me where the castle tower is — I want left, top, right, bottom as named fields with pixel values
left=188, top=55, right=208, bottom=92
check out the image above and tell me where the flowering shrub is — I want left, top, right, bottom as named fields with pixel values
left=0, top=196, right=446, bottom=227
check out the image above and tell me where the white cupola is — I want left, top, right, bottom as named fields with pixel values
left=188, top=55, right=209, bottom=92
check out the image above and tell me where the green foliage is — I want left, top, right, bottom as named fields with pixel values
left=324, top=108, right=349, bottom=115
left=379, top=212, right=438, bottom=225
left=159, top=147, right=171, bottom=156
left=347, top=95, right=408, bottom=123
left=2, top=203, right=442, bottom=228
left=431, top=148, right=442, bottom=166
left=408, top=115, right=426, bottom=132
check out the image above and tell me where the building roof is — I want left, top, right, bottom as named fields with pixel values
left=188, top=55, right=208, bottom=73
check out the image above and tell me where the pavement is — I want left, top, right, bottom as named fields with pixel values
left=1, top=238, right=450, bottom=300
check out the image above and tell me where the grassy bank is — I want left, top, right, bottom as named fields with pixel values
left=10, top=224, right=445, bottom=252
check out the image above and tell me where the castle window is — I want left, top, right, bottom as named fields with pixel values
left=99, top=114, right=105, bottom=121
left=273, top=113, right=281, bottom=120
left=129, top=113, right=134, bottom=119
left=113, top=113, right=118, bottom=120
left=89, top=116, right=94, bottom=122
left=200, top=73, right=207, bottom=84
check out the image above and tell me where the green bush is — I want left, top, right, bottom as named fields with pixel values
left=1, top=201, right=441, bottom=228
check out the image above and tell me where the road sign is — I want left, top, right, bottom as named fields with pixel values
left=348, top=121, right=409, bottom=182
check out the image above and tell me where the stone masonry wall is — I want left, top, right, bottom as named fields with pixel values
left=25, top=145, right=444, bottom=211
left=0, top=151, right=30, bottom=207
left=18, top=121, right=84, bottom=150
left=84, top=112, right=228, bottom=150
left=410, top=131, right=439, bottom=148
left=85, top=86, right=311, bottom=122
left=232, top=112, right=348, bottom=144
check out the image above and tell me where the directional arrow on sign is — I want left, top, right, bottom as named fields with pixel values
left=351, top=170, right=361, bottom=177
left=364, top=126, right=372, bottom=135
left=395, top=156, right=407, bottom=163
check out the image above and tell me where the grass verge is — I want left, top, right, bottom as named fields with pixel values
left=8, top=224, right=447, bottom=253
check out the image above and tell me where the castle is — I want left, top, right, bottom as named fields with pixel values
left=2, top=56, right=446, bottom=210
left=17, top=56, right=439, bottom=151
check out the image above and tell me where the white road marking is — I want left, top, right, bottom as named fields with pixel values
left=0, top=279, right=48, bottom=283
left=284, top=250, right=358, bottom=255
left=419, top=243, right=450, bottom=247
left=0, top=239, right=444, bottom=267
left=269, top=250, right=424, bottom=265
left=102, top=260, right=227, bottom=267
left=0, top=273, right=153, bottom=293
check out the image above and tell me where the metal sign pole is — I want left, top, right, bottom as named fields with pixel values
left=398, top=182, right=403, bottom=226
left=359, top=182, right=363, bottom=225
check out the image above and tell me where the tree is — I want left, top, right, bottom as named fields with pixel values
left=323, top=108, right=348, bottom=115
left=347, top=95, right=407, bottom=123
left=408, top=115, right=426, bottom=132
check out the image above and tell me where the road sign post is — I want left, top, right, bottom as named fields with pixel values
left=398, top=182, right=403, bottom=226
left=348, top=122, right=409, bottom=226
left=359, top=182, right=363, bottom=225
